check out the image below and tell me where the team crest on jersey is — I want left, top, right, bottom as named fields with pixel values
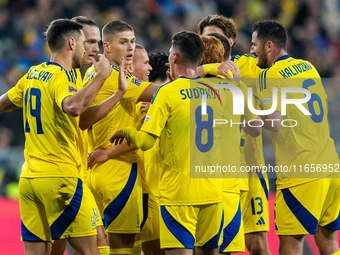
left=68, top=85, right=77, bottom=93
left=131, top=77, right=142, bottom=86
left=145, top=115, right=150, bottom=122
left=85, top=69, right=96, bottom=82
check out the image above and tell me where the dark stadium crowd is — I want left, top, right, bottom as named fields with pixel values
left=0, top=0, right=340, bottom=195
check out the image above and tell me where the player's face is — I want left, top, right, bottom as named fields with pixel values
left=82, top=25, right=101, bottom=64
left=73, top=30, right=86, bottom=69
left=132, top=48, right=152, bottom=81
left=107, top=30, right=136, bottom=66
left=202, top=25, right=224, bottom=36
left=250, top=31, right=269, bottom=69
left=169, top=46, right=176, bottom=79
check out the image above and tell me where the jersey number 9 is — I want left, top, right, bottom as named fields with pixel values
left=25, top=88, right=43, bottom=134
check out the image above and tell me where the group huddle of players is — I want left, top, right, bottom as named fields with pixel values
left=0, top=12, right=339, bottom=255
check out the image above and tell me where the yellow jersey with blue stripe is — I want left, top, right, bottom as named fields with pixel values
left=233, top=54, right=266, bottom=169
left=258, top=55, right=340, bottom=189
left=83, top=65, right=151, bottom=162
left=8, top=62, right=83, bottom=178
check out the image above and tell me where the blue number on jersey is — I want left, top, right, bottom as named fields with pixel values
left=195, top=106, right=214, bottom=152
left=25, top=88, right=43, bottom=134
left=302, top=79, right=324, bottom=123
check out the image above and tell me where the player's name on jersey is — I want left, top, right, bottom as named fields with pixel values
left=180, top=86, right=221, bottom=100
left=278, top=61, right=313, bottom=79
left=27, top=69, right=53, bottom=82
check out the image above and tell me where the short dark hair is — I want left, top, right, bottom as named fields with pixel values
left=45, top=19, right=83, bottom=52
left=252, top=20, right=287, bottom=50
left=207, top=32, right=231, bottom=61
left=71, top=16, right=98, bottom=27
left=172, top=31, right=204, bottom=67
left=148, top=51, right=168, bottom=83
left=102, top=20, right=133, bottom=42
left=197, top=14, right=237, bottom=50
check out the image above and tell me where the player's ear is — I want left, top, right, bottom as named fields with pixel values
left=266, top=41, right=273, bottom=53
left=68, top=38, right=76, bottom=50
left=229, top=37, right=235, bottom=47
left=173, top=52, right=179, bottom=63
left=103, top=41, right=110, bottom=53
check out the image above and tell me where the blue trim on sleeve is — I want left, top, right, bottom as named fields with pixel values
left=151, top=84, right=167, bottom=104
left=21, top=221, right=44, bottom=241
left=219, top=202, right=241, bottom=252
left=323, top=211, right=340, bottom=230
left=240, top=138, right=245, bottom=147
left=50, top=178, right=83, bottom=239
left=203, top=211, right=224, bottom=248
left=140, top=193, right=149, bottom=231
left=103, top=163, right=138, bottom=230
left=282, top=188, right=318, bottom=234
left=160, top=206, right=195, bottom=249
left=256, top=170, right=269, bottom=200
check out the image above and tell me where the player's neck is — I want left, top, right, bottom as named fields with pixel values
left=174, top=65, right=199, bottom=79
left=269, top=50, right=288, bottom=66
left=50, top=52, right=73, bottom=71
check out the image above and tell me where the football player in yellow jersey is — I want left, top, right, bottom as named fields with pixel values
left=0, top=19, right=126, bottom=255
left=87, top=49, right=169, bottom=255
left=198, top=14, right=270, bottom=255
left=111, top=31, right=262, bottom=255
left=50, top=16, right=110, bottom=255
left=82, top=20, right=159, bottom=255
left=251, top=20, right=340, bottom=255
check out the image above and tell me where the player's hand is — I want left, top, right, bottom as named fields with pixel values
left=118, top=57, right=128, bottom=94
left=110, top=130, right=128, bottom=145
left=165, top=63, right=174, bottom=82
left=87, top=149, right=109, bottom=169
left=90, top=54, right=112, bottom=79
left=140, top=102, right=150, bottom=113
left=219, top=61, right=241, bottom=83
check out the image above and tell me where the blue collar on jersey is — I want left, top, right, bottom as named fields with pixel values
left=274, top=54, right=290, bottom=64
left=178, top=76, right=201, bottom=79
left=47, top=61, right=64, bottom=70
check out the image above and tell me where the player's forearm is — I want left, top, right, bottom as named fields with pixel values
left=62, top=72, right=107, bottom=116
left=107, top=140, right=138, bottom=159
left=0, top=93, right=19, bottom=112
left=79, top=90, right=125, bottom=130
left=122, top=127, right=157, bottom=151
left=260, top=112, right=282, bottom=132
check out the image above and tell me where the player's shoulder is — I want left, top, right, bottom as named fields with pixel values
left=231, top=53, right=257, bottom=62
left=151, top=82, right=171, bottom=104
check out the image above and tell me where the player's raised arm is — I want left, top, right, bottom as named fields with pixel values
left=0, top=93, right=19, bottom=112
left=62, top=54, right=112, bottom=116
left=79, top=57, right=128, bottom=130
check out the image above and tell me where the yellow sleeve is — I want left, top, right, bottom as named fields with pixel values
left=141, top=86, right=170, bottom=137
left=124, top=76, right=151, bottom=104
left=258, top=70, right=282, bottom=112
left=203, top=63, right=233, bottom=78
left=50, top=72, right=78, bottom=111
left=122, top=127, right=157, bottom=151
left=7, top=75, right=27, bottom=108
left=239, top=81, right=258, bottom=121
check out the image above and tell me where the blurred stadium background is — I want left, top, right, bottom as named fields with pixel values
left=0, top=0, right=339, bottom=254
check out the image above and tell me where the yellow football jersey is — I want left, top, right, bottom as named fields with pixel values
left=83, top=65, right=151, bottom=163
left=258, top=55, right=340, bottom=189
left=233, top=54, right=266, bottom=169
left=140, top=76, right=257, bottom=205
left=8, top=62, right=83, bottom=178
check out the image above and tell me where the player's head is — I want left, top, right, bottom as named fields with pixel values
left=132, top=44, right=152, bottom=82
left=45, top=19, right=85, bottom=68
left=72, top=16, right=101, bottom=65
left=200, top=35, right=225, bottom=65
left=169, top=31, right=204, bottom=78
left=148, top=51, right=169, bottom=85
left=206, top=32, right=231, bottom=61
left=102, top=20, right=135, bottom=66
left=251, top=20, right=287, bottom=68
left=197, top=14, right=236, bottom=51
